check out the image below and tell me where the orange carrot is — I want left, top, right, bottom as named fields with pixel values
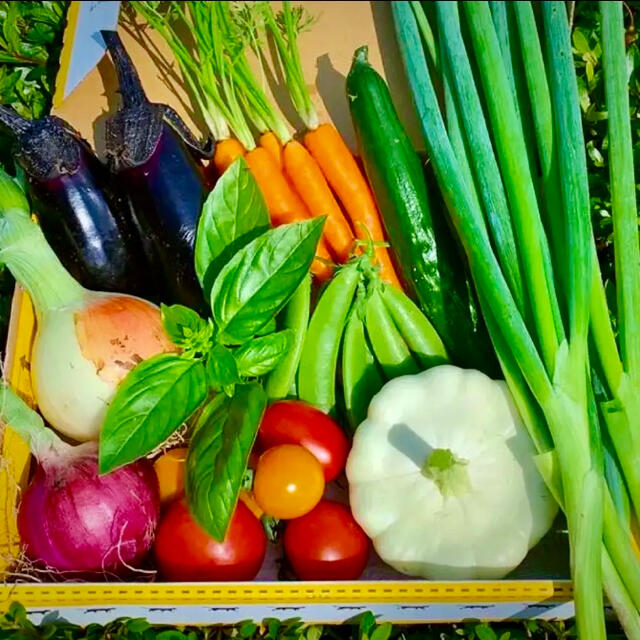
left=304, top=123, right=402, bottom=288
left=283, top=140, right=355, bottom=263
left=259, top=131, right=283, bottom=170
left=213, top=137, right=246, bottom=174
left=245, top=147, right=333, bottom=280
left=245, top=147, right=309, bottom=225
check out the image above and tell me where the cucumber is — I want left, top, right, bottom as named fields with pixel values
left=346, top=46, right=495, bottom=373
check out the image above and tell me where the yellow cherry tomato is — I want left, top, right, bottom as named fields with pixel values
left=240, top=490, right=265, bottom=520
left=154, top=447, right=187, bottom=504
left=253, top=444, right=325, bottom=519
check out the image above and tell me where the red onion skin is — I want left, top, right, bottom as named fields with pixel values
left=17, top=454, right=160, bottom=575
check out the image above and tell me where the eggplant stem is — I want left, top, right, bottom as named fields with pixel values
left=0, top=105, right=30, bottom=136
left=101, top=30, right=148, bottom=109
left=159, top=105, right=213, bottom=159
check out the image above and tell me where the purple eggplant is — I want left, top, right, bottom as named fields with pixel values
left=0, top=107, right=151, bottom=296
left=101, top=30, right=212, bottom=312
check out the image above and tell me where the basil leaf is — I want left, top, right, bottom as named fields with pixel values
left=186, top=383, right=267, bottom=540
left=195, top=157, right=269, bottom=297
left=99, top=354, right=207, bottom=473
left=206, top=344, right=239, bottom=395
left=255, top=316, right=277, bottom=337
left=211, top=217, right=326, bottom=344
left=234, top=330, right=293, bottom=377
left=161, top=303, right=210, bottom=351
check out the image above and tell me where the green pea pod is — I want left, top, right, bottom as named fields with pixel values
left=381, top=284, right=449, bottom=369
left=298, top=263, right=361, bottom=414
left=365, top=288, right=419, bottom=379
left=265, top=274, right=311, bottom=400
left=342, top=305, right=384, bottom=431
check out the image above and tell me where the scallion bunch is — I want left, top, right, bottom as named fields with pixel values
left=393, top=2, right=640, bottom=637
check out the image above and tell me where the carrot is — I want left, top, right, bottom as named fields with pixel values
left=245, top=147, right=309, bottom=225
left=245, top=147, right=333, bottom=280
left=304, top=123, right=402, bottom=288
left=259, top=131, right=283, bottom=169
left=213, top=137, right=246, bottom=174
left=255, top=4, right=401, bottom=286
left=283, top=140, right=355, bottom=263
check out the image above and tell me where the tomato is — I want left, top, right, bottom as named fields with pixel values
left=257, top=401, right=349, bottom=482
left=153, top=447, right=187, bottom=505
left=239, top=490, right=264, bottom=520
left=253, top=444, right=325, bottom=519
left=284, top=500, right=370, bottom=580
left=154, top=499, right=266, bottom=581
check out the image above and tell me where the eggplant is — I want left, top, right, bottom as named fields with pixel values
left=0, top=106, right=150, bottom=296
left=101, top=30, right=213, bottom=312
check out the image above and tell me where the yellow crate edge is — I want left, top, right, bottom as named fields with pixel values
left=0, top=580, right=573, bottom=609
left=0, top=287, right=35, bottom=575
left=52, top=1, right=81, bottom=109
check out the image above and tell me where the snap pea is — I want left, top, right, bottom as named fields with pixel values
left=342, top=303, right=384, bottom=431
left=365, top=287, right=419, bottom=379
left=265, top=274, right=311, bottom=400
left=381, top=284, right=449, bottom=369
left=298, top=263, right=361, bottom=414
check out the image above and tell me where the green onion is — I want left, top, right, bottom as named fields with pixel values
left=600, top=1, right=640, bottom=383
left=462, top=2, right=563, bottom=374
left=392, top=1, right=640, bottom=636
left=437, top=3, right=525, bottom=314
left=512, top=1, right=568, bottom=310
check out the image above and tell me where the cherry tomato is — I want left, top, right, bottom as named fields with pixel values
left=154, top=499, right=266, bottom=581
left=153, top=447, right=187, bottom=505
left=253, top=444, right=324, bottom=519
left=284, top=500, right=370, bottom=580
left=257, top=401, right=349, bottom=482
left=239, top=490, right=264, bottom=520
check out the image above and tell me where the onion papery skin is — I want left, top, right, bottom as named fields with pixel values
left=17, top=453, right=160, bottom=575
left=31, top=292, right=174, bottom=442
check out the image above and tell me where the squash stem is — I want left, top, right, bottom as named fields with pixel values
left=422, top=448, right=470, bottom=498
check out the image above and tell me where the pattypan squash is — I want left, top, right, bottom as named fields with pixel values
left=346, top=365, right=557, bottom=579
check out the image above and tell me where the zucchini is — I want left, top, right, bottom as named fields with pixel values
left=346, top=46, right=495, bottom=372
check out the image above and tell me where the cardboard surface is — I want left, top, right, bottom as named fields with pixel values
left=53, top=2, right=423, bottom=154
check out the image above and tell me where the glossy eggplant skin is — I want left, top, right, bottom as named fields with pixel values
left=27, top=143, right=150, bottom=296
left=119, top=125, right=208, bottom=311
left=101, top=30, right=212, bottom=313
left=0, top=107, right=151, bottom=296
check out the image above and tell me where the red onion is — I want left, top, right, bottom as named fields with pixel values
left=2, top=386, right=160, bottom=575
left=18, top=448, right=159, bottom=574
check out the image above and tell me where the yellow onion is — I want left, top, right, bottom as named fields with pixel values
left=0, top=169, right=173, bottom=441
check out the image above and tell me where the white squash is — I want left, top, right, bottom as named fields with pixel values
left=346, top=365, right=557, bottom=580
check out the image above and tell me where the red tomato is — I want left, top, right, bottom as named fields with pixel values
left=283, top=500, right=370, bottom=580
left=154, top=499, right=266, bottom=581
left=257, top=401, right=349, bottom=482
